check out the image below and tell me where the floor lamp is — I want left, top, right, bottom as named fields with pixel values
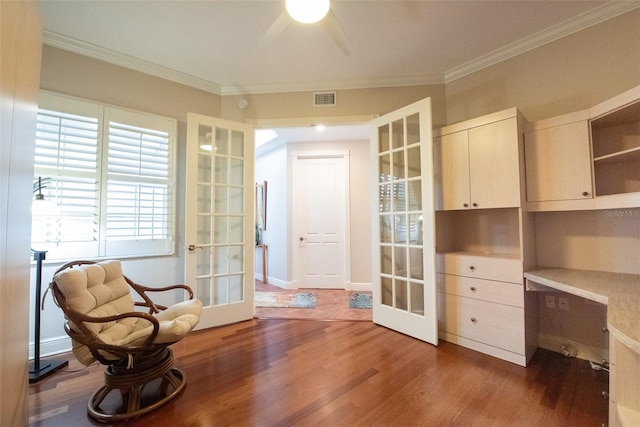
left=29, top=249, right=68, bottom=383
left=30, top=178, right=67, bottom=383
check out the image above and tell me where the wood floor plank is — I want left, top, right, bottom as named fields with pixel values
left=29, top=319, right=608, bottom=426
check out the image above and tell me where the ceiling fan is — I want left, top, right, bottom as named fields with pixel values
left=260, top=0, right=353, bottom=55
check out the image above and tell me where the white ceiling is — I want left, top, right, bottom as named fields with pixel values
left=38, top=1, right=638, bottom=96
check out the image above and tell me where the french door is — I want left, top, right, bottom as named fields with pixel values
left=185, top=113, right=254, bottom=330
left=370, top=98, right=438, bottom=345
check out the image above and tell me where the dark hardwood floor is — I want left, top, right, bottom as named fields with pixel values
left=29, top=319, right=608, bottom=426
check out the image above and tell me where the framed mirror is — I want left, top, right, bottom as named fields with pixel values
left=255, top=181, right=267, bottom=231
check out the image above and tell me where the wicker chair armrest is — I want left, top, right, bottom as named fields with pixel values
left=72, top=311, right=160, bottom=346
left=134, top=283, right=194, bottom=299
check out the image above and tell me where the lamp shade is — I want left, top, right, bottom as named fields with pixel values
left=286, top=0, right=330, bottom=24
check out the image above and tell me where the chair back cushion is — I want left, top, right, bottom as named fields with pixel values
left=54, top=260, right=138, bottom=336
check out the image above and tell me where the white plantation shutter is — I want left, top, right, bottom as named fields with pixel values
left=103, top=108, right=175, bottom=256
left=33, top=92, right=176, bottom=260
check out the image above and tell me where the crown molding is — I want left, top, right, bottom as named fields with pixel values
left=445, top=2, right=640, bottom=83
left=43, top=30, right=222, bottom=95
left=219, top=74, right=445, bottom=96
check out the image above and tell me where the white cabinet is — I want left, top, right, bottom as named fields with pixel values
left=524, top=85, right=640, bottom=211
left=434, top=107, right=536, bottom=366
left=524, top=110, right=593, bottom=204
left=609, top=334, right=640, bottom=427
left=434, top=108, right=522, bottom=211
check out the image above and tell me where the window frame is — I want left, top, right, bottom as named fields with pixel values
left=32, top=91, right=177, bottom=261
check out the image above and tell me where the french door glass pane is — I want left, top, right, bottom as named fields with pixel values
left=407, top=113, right=420, bottom=145
left=392, top=119, right=404, bottom=149
left=377, top=112, right=426, bottom=316
left=395, top=279, right=407, bottom=310
left=407, top=146, right=421, bottom=178
left=410, top=281, right=424, bottom=314
left=215, top=128, right=228, bottom=154
left=214, top=277, right=228, bottom=305
left=393, top=151, right=405, bottom=179
left=381, top=246, right=392, bottom=274
left=214, top=216, right=228, bottom=244
left=381, top=276, right=393, bottom=306
left=229, top=275, right=243, bottom=303
left=378, top=124, right=389, bottom=152
left=196, top=278, right=211, bottom=306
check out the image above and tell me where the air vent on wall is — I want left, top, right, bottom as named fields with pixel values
left=314, top=91, right=336, bottom=106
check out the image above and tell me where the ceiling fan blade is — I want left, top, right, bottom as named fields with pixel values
left=322, top=9, right=352, bottom=56
left=259, top=11, right=291, bottom=48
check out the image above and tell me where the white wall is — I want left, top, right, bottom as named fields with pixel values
left=255, top=143, right=289, bottom=286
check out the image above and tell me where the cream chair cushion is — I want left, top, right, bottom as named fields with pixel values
left=54, top=260, right=202, bottom=365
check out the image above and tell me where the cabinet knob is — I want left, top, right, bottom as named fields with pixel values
left=472, top=202, right=478, bottom=207
left=463, top=203, right=469, bottom=208
left=601, top=390, right=609, bottom=399
left=469, top=266, right=475, bottom=271
left=582, top=191, right=590, bottom=197
left=470, top=317, right=477, bottom=323
left=470, top=286, right=476, bottom=291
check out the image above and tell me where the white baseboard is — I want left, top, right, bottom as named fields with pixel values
left=538, top=333, right=609, bottom=362
left=30, top=336, right=71, bottom=359
left=347, top=282, right=372, bottom=292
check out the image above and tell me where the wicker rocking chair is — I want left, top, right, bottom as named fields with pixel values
left=50, top=260, right=202, bottom=423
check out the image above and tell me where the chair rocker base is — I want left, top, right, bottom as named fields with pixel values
left=87, top=347, right=186, bottom=423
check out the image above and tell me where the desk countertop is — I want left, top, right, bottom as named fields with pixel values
left=524, top=268, right=640, bottom=354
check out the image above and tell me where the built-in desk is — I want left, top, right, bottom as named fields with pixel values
left=524, top=267, right=640, bottom=427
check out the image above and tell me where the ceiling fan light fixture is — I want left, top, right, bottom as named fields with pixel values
left=286, top=0, right=330, bottom=24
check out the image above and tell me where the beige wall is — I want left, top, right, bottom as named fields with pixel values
left=446, top=9, right=640, bottom=124
left=1, top=1, right=42, bottom=425
left=40, top=45, right=222, bottom=121
left=221, top=85, right=447, bottom=127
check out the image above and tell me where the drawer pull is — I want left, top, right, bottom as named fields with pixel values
left=470, top=286, right=476, bottom=291
left=470, top=317, right=477, bottom=323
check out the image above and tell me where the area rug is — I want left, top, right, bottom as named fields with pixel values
left=255, top=291, right=317, bottom=308
left=348, top=292, right=372, bottom=309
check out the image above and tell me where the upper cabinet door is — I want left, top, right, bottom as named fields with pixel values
left=468, top=117, right=521, bottom=209
left=524, top=116, right=593, bottom=202
left=434, top=112, right=522, bottom=211
left=433, top=130, right=470, bottom=210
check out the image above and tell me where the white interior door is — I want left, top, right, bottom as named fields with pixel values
left=185, top=113, right=254, bottom=330
left=292, top=152, right=348, bottom=289
left=370, top=98, right=437, bottom=345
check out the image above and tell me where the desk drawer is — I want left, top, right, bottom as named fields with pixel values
left=437, top=292, right=525, bottom=354
left=436, top=253, right=523, bottom=284
left=436, top=274, right=523, bottom=307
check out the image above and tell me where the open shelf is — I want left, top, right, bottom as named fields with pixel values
left=590, top=95, right=640, bottom=198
